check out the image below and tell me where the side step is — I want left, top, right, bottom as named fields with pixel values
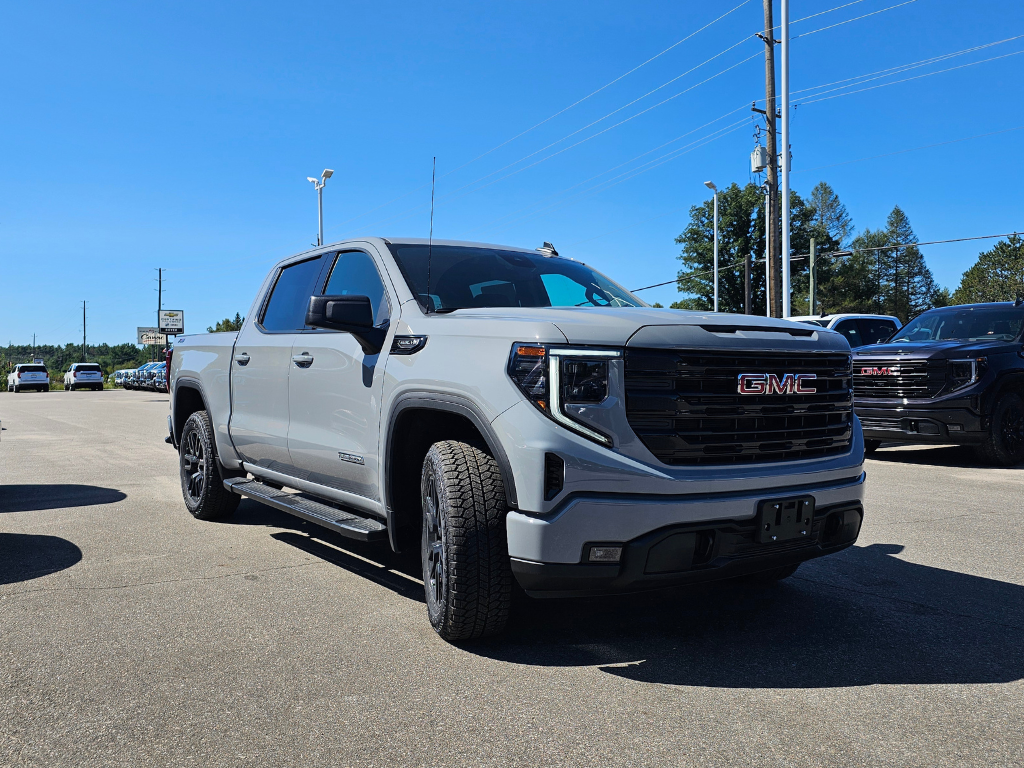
left=224, top=478, right=387, bottom=542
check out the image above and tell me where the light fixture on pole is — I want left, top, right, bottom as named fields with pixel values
left=704, top=180, right=719, bottom=313
left=307, top=168, right=334, bottom=246
left=780, top=0, right=791, bottom=318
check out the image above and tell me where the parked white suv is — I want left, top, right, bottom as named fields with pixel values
left=64, top=363, right=105, bottom=391
left=790, top=313, right=901, bottom=349
left=7, top=364, right=50, bottom=392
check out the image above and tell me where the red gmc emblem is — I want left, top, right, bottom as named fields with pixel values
left=737, top=373, right=817, bottom=395
left=861, top=367, right=899, bottom=376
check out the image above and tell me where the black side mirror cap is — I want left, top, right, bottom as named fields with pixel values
left=305, top=295, right=387, bottom=355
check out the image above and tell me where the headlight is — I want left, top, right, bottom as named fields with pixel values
left=508, top=343, right=620, bottom=445
left=948, top=357, right=987, bottom=391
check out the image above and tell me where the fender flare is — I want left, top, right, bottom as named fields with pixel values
left=171, top=377, right=208, bottom=447
left=985, top=369, right=1024, bottom=415
left=383, top=392, right=519, bottom=549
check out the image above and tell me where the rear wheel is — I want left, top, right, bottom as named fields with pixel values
left=421, top=441, right=512, bottom=642
left=179, top=410, right=239, bottom=520
left=13, top=385, right=20, bottom=393
left=977, top=393, right=1024, bottom=466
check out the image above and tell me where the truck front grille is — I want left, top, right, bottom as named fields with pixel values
left=624, top=349, right=853, bottom=465
left=853, top=358, right=944, bottom=399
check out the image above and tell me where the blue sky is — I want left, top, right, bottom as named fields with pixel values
left=2, top=0, right=1022, bottom=344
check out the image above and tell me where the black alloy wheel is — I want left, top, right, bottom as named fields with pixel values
left=979, top=392, right=1024, bottom=466
left=422, top=470, right=447, bottom=610
left=178, top=410, right=239, bottom=520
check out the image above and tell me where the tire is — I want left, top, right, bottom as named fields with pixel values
left=977, top=393, right=1024, bottom=466
left=421, top=440, right=512, bottom=642
left=864, top=439, right=882, bottom=454
left=179, top=410, right=240, bottom=520
left=13, top=385, right=20, bottom=393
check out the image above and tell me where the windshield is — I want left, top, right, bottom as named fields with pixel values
left=891, top=306, right=1024, bottom=342
left=386, top=244, right=645, bottom=311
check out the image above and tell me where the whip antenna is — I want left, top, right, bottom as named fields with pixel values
left=426, top=156, right=436, bottom=313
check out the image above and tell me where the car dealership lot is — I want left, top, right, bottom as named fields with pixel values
left=2, top=391, right=1023, bottom=767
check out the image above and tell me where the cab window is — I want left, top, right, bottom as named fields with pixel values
left=858, top=318, right=897, bottom=345
left=322, top=251, right=390, bottom=327
left=832, top=319, right=863, bottom=348
left=260, top=256, right=324, bottom=332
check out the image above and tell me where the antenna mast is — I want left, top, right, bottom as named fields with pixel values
left=426, top=156, right=436, bottom=313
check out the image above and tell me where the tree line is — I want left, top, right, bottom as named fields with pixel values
left=1, top=342, right=161, bottom=381
left=671, top=181, right=988, bottom=323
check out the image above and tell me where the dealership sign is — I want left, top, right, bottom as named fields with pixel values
left=159, top=310, right=184, bottom=335
left=137, top=327, right=167, bottom=345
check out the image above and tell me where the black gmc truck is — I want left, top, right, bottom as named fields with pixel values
left=853, top=301, right=1024, bottom=466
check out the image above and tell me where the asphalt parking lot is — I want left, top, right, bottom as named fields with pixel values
left=2, top=391, right=1023, bottom=767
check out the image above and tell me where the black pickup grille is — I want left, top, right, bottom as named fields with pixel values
left=853, top=359, right=945, bottom=399
left=624, top=349, right=853, bottom=465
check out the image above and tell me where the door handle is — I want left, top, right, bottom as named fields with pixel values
left=292, top=353, right=314, bottom=368
left=234, top=353, right=250, bottom=366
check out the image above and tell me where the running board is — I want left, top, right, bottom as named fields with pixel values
left=224, top=478, right=387, bottom=542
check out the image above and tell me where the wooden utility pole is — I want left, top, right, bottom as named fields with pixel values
left=82, top=301, right=87, bottom=362
left=760, top=0, right=780, bottom=317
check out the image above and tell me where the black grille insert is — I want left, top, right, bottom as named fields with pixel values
left=853, top=358, right=945, bottom=399
left=624, top=349, right=853, bottom=465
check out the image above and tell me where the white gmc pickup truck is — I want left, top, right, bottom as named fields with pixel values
left=168, top=237, right=866, bottom=641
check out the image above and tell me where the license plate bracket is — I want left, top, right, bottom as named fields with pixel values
left=757, top=495, right=815, bottom=544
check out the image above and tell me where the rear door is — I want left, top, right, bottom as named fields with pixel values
left=287, top=249, right=395, bottom=504
left=229, top=254, right=326, bottom=471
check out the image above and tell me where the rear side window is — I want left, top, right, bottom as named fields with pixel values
left=832, top=319, right=863, bottom=348
left=858, top=318, right=897, bottom=345
left=260, top=256, right=324, bottom=332
left=322, top=251, right=390, bottom=326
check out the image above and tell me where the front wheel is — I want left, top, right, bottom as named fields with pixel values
left=421, top=441, right=512, bottom=642
left=179, top=410, right=239, bottom=520
left=977, top=393, right=1024, bottom=466
left=864, top=439, right=881, bottom=454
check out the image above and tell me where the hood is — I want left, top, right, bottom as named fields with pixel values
left=439, top=307, right=851, bottom=352
left=854, top=338, right=1020, bottom=360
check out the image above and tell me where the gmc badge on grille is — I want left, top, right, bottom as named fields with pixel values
left=737, top=372, right=817, bottom=395
left=860, top=366, right=899, bottom=376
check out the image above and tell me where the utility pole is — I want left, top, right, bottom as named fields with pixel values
left=808, top=237, right=816, bottom=315
left=157, top=267, right=163, bottom=361
left=780, top=0, right=791, bottom=318
left=82, top=301, right=87, bottom=362
left=759, top=0, right=780, bottom=318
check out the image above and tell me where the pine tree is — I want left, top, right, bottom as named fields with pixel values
left=952, top=235, right=1024, bottom=304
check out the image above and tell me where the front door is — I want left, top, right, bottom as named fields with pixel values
left=287, top=249, right=395, bottom=505
left=229, top=254, right=326, bottom=471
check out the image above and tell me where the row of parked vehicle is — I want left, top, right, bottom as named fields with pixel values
left=112, top=361, right=168, bottom=391
left=5, top=359, right=170, bottom=393
left=6, top=362, right=107, bottom=392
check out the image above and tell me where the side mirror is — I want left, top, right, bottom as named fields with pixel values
left=305, top=295, right=387, bottom=355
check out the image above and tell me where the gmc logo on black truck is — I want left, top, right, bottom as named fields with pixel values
left=737, top=373, right=817, bottom=395
left=861, top=367, right=899, bottom=376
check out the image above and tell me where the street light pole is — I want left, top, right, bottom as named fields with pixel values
left=306, top=169, right=335, bottom=246
left=780, top=0, right=792, bottom=318
left=705, top=181, right=718, bottom=313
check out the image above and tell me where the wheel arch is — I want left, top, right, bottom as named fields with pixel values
left=383, top=393, right=518, bottom=553
left=172, top=378, right=209, bottom=449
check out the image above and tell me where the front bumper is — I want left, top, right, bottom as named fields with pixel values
left=506, top=473, right=865, bottom=596
left=857, top=404, right=985, bottom=444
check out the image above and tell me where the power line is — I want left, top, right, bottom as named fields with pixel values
left=791, top=0, right=920, bottom=40
left=632, top=231, right=1023, bottom=292
left=343, top=0, right=913, bottom=236
left=797, top=48, right=1024, bottom=106
left=334, top=1, right=752, bottom=230
left=794, top=125, right=1024, bottom=174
